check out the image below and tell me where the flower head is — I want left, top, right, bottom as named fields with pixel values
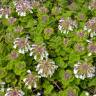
left=31, top=1, right=40, bottom=9
left=64, top=70, right=72, bottom=80
left=76, top=30, right=88, bottom=38
left=23, top=70, right=39, bottom=89
left=63, top=70, right=73, bottom=87
left=58, top=18, right=77, bottom=34
left=44, top=27, right=54, bottom=38
left=14, top=0, right=33, bottom=16
left=76, top=13, right=86, bottom=21
left=5, top=88, right=24, bottom=96
left=8, top=17, right=17, bottom=24
left=10, top=51, right=19, bottom=59
left=63, top=38, right=70, bottom=47
left=29, top=43, right=48, bottom=61
left=38, top=6, right=48, bottom=14
left=67, top=88, right=77, bottom=96
left=74, top=61, right=95, bottom=80
left=67, top=89, right=76, bottom=96
left=87, top=42, right=96, bottom=55
left=40, top=15, right=49, bottom=23
left=89, top=0, right=96, bottom=10
left=74, top=43, right=85, bottom=53
left=14, top=26, right=23, bottom=33
left=84, top=17, right=96, bottom=37
left=0, top=7, right=11, bottom=18
left=36, top=59, right=58, bottom=77
left=52, top=6, right=61, bottom=15
left=0, top=8, right=3, bottom=18
left=13, top=37, right=30, bottom=54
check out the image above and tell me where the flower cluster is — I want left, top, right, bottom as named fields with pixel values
left=29, top=43, right=48, bottom=61
left=13, top=37, right=30, bottom=54
left=0, top=7, right=11, bottom=19
left=58, top=17, right=77, bottom=34
left=74, top=43, right=85, bottom=53
left=74, top=61, right=95, bottom=80
left=44, top=27, right=54, bottom=38
left=89, top=0, right=96, bottom=10
left=52, top=6, right=61, bottom=16
left=23, top=70, right=39, bottom=89
left=10, top=51, right=19, bottom=60
left=14, top=26, right=23, bottom=33
left=29, top=43, right=58, bottom=78
left=2, top=0, right=96, bottom=95
left=8, top=17, right=17, bottom=24
left=14, top=0, right=33, bottom=16
left=36, top=59, right=58, bottom=77
left=84, top=17, right=96, bottom=38
left=64, top=70, right=72, bottom=80
left=87, top=41, right=96, bottom=55
left=64, top=87, right=77, bottom=96
left=31, top=1, right=40, bottom=9
left=67, top=89, right=76, bottom=96
left=12, top=36, right=58, bottom=78
left=38, top=6, right=49, bottom=14
left=5, top=88, right=24, bottom=96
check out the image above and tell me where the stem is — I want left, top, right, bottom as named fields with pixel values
left=53, top=81, right=62, bottom=90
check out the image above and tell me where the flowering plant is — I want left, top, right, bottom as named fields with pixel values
left=0, top=0, right=96, bottom=96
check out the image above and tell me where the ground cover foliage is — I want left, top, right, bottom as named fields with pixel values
left=0, top=0, right=96, bottom=96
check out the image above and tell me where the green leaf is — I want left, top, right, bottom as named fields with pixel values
left=68, top=51, right=80, bottom=67
left=5, top=72, right=16, bottom=84
left=88, top=78, right=96, bottom=87
left=43, top=80, right=53, bottom=95
left=14, top=61, right=26, bottom=75
left=80, top=91, right=89, bottom=96
left=0, top=68, right=7, bottom=79
left=59, top=87, right=78, bottom=96
left=55, top=57, right=67, bottom=68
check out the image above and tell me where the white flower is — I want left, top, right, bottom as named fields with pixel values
left=85, top=91, right=90, bottom=96
left=93, top=94, right=96, bottom=96
left=23, top=70, right=39, bottom=89
left=5, top=88, right=24, bottom=96
left=0, top=7, right=11, bottom=19
left=58, top=18, right=77, bottom=34
left=74, top=61, right=95, bottom=80
left=88, top=52, right=92, bottom=56
left=14, top=0, right=33, bottom=16
left=29, top=43, right=48, bottom=61
left=36, top=59, right=58, bottom=78
left=35, top=92, right=41, bottom=96
left=0, top=8, right=4, bottom=18
left=13, top=37, right=30, bottom=54
left=0, top=82, right=5, bottom=92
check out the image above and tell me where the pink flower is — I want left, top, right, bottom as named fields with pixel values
left=29, top=43, right=48, bottom=61
left=5, top=88, right=24, bottom=96
left=14, top=0, right=33, bottom=16
left=13, top=37, right=30, bottom=54
left=36, top=59, right=58, bottom=77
